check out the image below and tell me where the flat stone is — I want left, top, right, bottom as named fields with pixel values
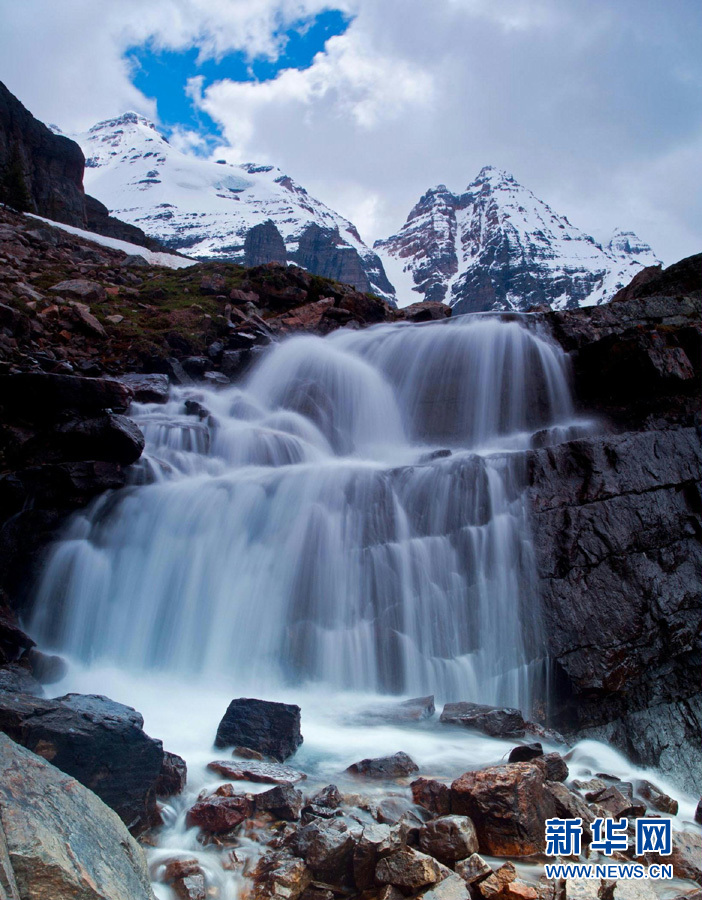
left=207, top=759, right=306, bottom=784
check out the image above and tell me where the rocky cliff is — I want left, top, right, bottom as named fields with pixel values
left=528, top=253, right=702, bottom=790
left=0, top=81, right=159, bottom=251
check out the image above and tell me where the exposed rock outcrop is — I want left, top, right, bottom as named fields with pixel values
left=0, top=732, right=155, bottom=900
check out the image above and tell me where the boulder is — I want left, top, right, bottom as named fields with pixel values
left=251, top=853, right=311, bottom=900
left=418, top=815, right=479, bottom=863
left=0, top=733, right=154, bottom=900
left=288, top=818, right=359, bottom=883
left=54, top=414, right=145, bottom=465
left=346, top=751, right=419, bottom=778
left=361, top=695, right=436, bottom=724
left=419, top=873, right=471, bottom=900
left=509, top=742, right=543, bottom=763
left=353, top=823, right=405, bottom=890
left=0, top=664, right=44, bottom=696
left=0, top=691, right=163, bottom=834
left=185, top=794, right=253, bottom=833
left=376, top=849, right=445, bottom=890
left=541, top=752, right=569, bottom=783
left=255, top=783, right=303, bottom=821
left=696, top=798, right=702, bottom=824
left=440, top=702, right=526, bottom=738
left=411, top=777, right=452, bottom=815
left=162, top=859, right=206, bottom=900
left=455, top=853, right=493, bottom=885
left=543, top=782, right=594, bottom=840
left=120, top=373, right=170, bottom=403
left=475, top=862, right=517, bottom=899
left=155, top=750, right=187, bottom=798
left=214, top=698, right=303, bottom=762
left=207, top=759, right=306, bottom=784
left=585, top=786, right=644, bottom=818
left=402, top=301, right=452, bottom=322
left=376, top=796, right=431, bottom=826
left=451, top=762, right=558, bottom=856
left=634, top=779, right=678, bottom=815
left=49, top=279, right=106, bottom=302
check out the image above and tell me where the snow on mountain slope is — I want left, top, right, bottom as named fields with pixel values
left=71, top=113, right=395, bottom=301
left=375, top=166, right=659, bottom=311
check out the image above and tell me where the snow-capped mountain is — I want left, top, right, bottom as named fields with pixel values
left=375, top=166, right=659, bottom=312
left=70, top=113, right=395, bottom=301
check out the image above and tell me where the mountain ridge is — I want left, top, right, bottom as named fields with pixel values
left=375, top=165, right=659, bottom=311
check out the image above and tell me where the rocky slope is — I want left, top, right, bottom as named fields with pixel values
left=0, top=81, right=159, bottom=251
left=376, top=166, right=659, bottom=311
left=69, top=112, right=395, bottom=300
left=527, top=253, right=702, bottom=790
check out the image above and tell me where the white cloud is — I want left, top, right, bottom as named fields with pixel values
left=1, top=0, right=699, bottom=263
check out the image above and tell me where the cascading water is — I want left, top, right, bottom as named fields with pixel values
left=29, top=315, right=584, bottom=713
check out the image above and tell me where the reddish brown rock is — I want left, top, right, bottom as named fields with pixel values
left=251, top=852, right=311, bottom=900
left=450, top=763, right=558, bottom=856
left=185, top=794, right=253, bottom=833
left=412, top=777, right=452, bottom=815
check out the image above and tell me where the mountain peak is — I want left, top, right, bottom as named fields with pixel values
left=472, top=165, right=517, bottom=189
left=88, top=112, right=160, bottom=136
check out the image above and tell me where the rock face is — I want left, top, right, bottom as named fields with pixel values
left=214, top=697, right=303, bottom=761
left=0, top=80, right=156, bottom=249
left=376, top=166, right=658, bottom=311
left=0, top=691, right=163, bottom=834
left=530, top=253, right=702, bottom=791
left=0, top=733, right=154, bottom=900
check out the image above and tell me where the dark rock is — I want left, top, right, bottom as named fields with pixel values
left=585, top=785, right=645, bottom=818
left=508, top=742, right=543, bottom=763
left=214, top=698, right=303, bottom=762
left=634, top=779, right=678, bottom=815
left=346, top=751, right=419, bottom=779
left=244, top=221, right=287, bottom=268
left=288, top=817, right=358, bottom=883
left=120, top=373, right=170, bottom=403
left=0, top=373, right=132, bottom=419
left=361, top=695, right=436, bottom=723
left=49, top=279, right=105, bottom=303
left=25, top=648, right=67, bottom=684
left=450, top=762, right=558, bottom=856
left=455, top=853, right=493, bottom=885
left=376, top=795, right=431, bottom=826
left=207, top=758, right=306, bottom=784
left=541, top=752, right=569, bottom=783
left=402, top=301, right=452, bottom=322
left=199, top=275, right=227, bottom=295
left=186, top=794, right=253, bottom=833
left=255, top=783, right=303, bottom=821
left=0, top=733, right=154, bottom=900
left=411, top=777, right=452, bottom=815
left=53, top=413, right=145, bottom=465
left=0, top=663, right=44, bottom=696
left=353, top=822, right=405, bottom=890
left=0, top=691, right=163, bottom=834
left=418, top=815, right=479, bottom=863
left=184, top=398, right=210, bottom=419
left=440, top=702, right=526, bottom=738
left=121, top=253, right=151, bottom=268
left=309, top=784, right=341, bottom=810
left=375, top=849, right=444, bottom=890
left=696, top=798, right=702, bottom=824
left=182, top=356, right=211, bottom=377
left=156, top=750, right=187, bottom=798
left=543, top=782, right=594, bottom=841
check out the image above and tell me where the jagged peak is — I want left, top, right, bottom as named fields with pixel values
left=471, top=165, right=518, bottom=189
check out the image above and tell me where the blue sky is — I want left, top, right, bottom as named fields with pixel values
left=127, top=9, right=350, bottom=147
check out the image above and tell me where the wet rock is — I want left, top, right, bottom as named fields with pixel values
left=215, top=698, right=303, bottom=762
left=156, top=750, right=187, bottom=798
left=695, top=798, right=702, bottom=824
left=0, top=691, right=163, bottom=835
left=120, top=373, right=170, bottom=403
left=572, top=777, right=607, bottom=794
left=645, top=830, right=702, bottom=884
left=166, top=859, right=206, bottom=900
left=255, top=784, right=303, bottom=821
left=0, top=733, right=154, bottom=900
left=346, top=751, right=419, bottom=779
left=402, top=301, right=452, bottom=322
left=455, top=852, right=493, bottom=885
left=585, top=786, right=644, bottom=818
left=186, top=794, right=253, bottom=833
left=418, top=815, right=479, bottom=863
left=353, top=822, right=405, bottom=890
left=541, top=752, right=569, bottom=783
left=0, top=664, right=43, bottom=696
left=544, top=782, right=594, bottom=839
left=202, top=371, right=230, bottom=386
left=376, top=848, right=445, bottom=890
left=475, top=862, right=517, bottom=899
left=509, top=742, right=543, bottom=762
left=411, top=777, right=452, bottom=815
left=182, top=356, right=211, bottom=377
left=0, top=373, right=132, bottom=419
left=451, top=762, right=558, bottom=856
left=634, top=779, right=678, bottom=815
left=376, top=795, right=431, bottom=826
left=440, top=702, right=526, bottom=738
left=207, top=759, right=306, bottom=784
left=49, top=278, right=105, bottom=303
left=288, top=818, right=358, bottom=883
left=54, top=413, right=145, bottom=465
left=308, top=784, right=342, bottom=810
left=251, top=852, right=311, bottom=900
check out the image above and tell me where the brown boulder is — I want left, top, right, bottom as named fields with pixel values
left=185, top=794, right=253, bottom=833
left=376, top=849, right=445, bottom=890
left=346, top=751, right=419, bottom=779
left=418, top=815, right=479, bottom=863
left=412, top=777, right=452, bottom=815
left=451, top=763, right=558, bottom=856
left=251, top=852, right=311, bottom=900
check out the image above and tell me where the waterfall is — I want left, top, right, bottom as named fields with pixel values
left=29, top=316, right=585, bottom=713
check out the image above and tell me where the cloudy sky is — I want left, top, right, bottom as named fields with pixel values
left=2, top=0, right=700, bottom=263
